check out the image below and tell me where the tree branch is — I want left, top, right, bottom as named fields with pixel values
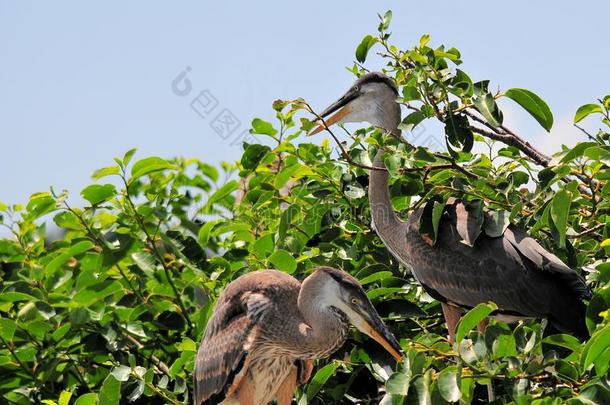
left=465, top=110, right=551, bottom=166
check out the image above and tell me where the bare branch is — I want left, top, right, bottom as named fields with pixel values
left=465, top=110, right=551, bottom=166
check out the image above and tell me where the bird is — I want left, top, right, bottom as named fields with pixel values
left=193, top=266, right=402, bottom=405
left=309, top=72, right=591, bottom=342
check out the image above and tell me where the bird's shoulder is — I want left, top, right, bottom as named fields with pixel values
left=218, top=269, right=300, bottom=302
left=207, top=270, right=300, bottom=336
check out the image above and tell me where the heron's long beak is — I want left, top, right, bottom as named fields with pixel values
left=308, top=90, right=358, bottom=136
left=359, top=311, right=402, bottom=361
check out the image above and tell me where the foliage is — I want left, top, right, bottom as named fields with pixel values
left=2, top=11, right=610, bottom=404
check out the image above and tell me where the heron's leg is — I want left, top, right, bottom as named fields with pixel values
left=297, top=359, right=314, bottom=384
left=234, top=372, right=255, bottom=405
left=441, top=303, right=462, bottom=344
left=276, top=366, right=298, bottom=405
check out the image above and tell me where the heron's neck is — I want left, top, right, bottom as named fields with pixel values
left=294, top=277, right=348, bottom=359
left=369, top=125, right=410, bottom=262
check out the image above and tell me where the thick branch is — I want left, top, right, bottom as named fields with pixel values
left=465, top=110, right=550, bottom=166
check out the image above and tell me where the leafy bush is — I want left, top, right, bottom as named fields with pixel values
left=1, top=11, right=610, bottom=405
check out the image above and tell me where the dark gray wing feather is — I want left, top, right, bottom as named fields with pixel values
left=401, top=199, right=589, bottom=338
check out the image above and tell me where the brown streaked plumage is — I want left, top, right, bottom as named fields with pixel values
left=310, top=72, right=591, bottom=342
left=193, top=267, right=401, bottom=405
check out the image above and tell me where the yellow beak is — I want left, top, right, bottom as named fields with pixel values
left=308, top=105, right=352, bottom=136
left=362, top=320, right=403, bottom=362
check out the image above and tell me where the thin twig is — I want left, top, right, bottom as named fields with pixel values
left=121, top=176, right=192, bottom=332
left=571, top=223, right=605, bottom=238
left=122, top=333, right=171, bottom=376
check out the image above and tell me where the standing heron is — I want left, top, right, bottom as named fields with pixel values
left=309, top=72, right=591, bottom=342
left=193, top=267, right=402, bottom=405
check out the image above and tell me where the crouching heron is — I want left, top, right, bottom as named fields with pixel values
left=193, top=267, right=402, bottom=405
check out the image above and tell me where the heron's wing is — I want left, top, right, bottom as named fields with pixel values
left=444, top=198, right=590, bottom=298
left=501, top=226, right=591, bottom=299
left=406, top=198, right=589, bottom=326
left=193, top=291, right=271, bottom=405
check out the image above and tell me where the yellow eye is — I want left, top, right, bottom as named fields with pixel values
left=351, top=298, right=359, bottom=305
left=353, top=85, right=360, bottom=92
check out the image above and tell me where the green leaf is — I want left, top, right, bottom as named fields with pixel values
left=473, top=93, right=503, bottom=127
left=278, top=204, right=299, bottom=241
left=178, top=337, right=197, bottom=352
left=484, top=210, right=510, bottom=238
left=402, top=86, right=421, bottom=102
left=574, top=103, right=603, bottom=123
left=53, top=211, right=82, bottom=230
left=197, top=219, right=222, bottom=248
left=206, top=180, right=239, bottom=209
left=199, top=162, right=219, bottom=181
left=98, top=374, right=121, bottom=405
left=583, top=145, right=610, bottom=161
left=398, top=111, right=426, bottom=132
left=269, top=250, right=297, bottom=274
left=452, top=69, right=473, bottom=96
left=345, top=184, right=365, bottom=199
left=305, top=362, right=339, bottom=399
left=81, top=184, right=117, bottom=205
left=58, top=390, right=72, bottom=405
left=251, top=118, right=277, bottom=136
left=550, top=190, right=572, bottom=249
left=419, top=34, right=430, bottom=48
left=111, top=365, right=131, bottom=382
left=356, top=35, right=377, bottom=63
left=505, top=88, right=554, bottom=131
left=0, top=292, right=37, bottom=302
left=413, top=371, right=432, bottom=405
left=542, top=334, right=581, bottom=351
left=560, top=141, right=598, bottom=163
left=131, top=251, right=156, bottom=276
left=274, top=163, right=306, bottom=189
left=122, top=148, right=137, bottom=166
left=252, top=233, right=274, bottom=258
left=419, top=198, right=446, bottom=245
left=444, top=114, right=473, bottom=153
left=581, top=324, right=610, bottom=373
left=74, top=393, right=98, bottom=405
left=378, top=10, right=392, bottom=32
left=0, top=317, right=17, bottom=341
left=46, top=240, right=95, bottom=275
left=241, top=144, right=270, bottom=170
left=92, top=165, right=120, bottom=180
left=359, top=271, right=392, bottom=285
left=456, top=302, right=497, bottom=342
left=130, top=156, right=174, bottom=181
left=386, top=370, right=410, bottom=396
left=437, top=366, right=461, bottom=402
left=26, top=192, right=56, bottom=219
left=127, top=380, right=144, bottom=402
left=473, top=80, right=489, bottom=96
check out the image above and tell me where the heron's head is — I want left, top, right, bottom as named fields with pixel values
left=308, top=267, right=402, bottom=361
left=309, top=72, right=401, bottom=136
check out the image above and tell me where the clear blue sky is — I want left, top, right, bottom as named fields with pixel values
left=1, top=1, right=609, bottom=213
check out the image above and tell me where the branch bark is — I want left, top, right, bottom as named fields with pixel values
left=465, top=110, right=551, bottom=166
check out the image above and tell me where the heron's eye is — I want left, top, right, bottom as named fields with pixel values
left=351, top=298, right=359, bottom=305
left=352, top=85, right=360, bottom=92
